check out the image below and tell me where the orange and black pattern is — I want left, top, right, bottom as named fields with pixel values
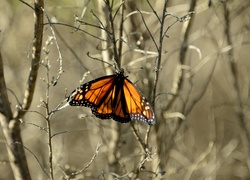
left=67, top=70, right=155, bottom=125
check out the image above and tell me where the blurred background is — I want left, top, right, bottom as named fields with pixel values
left=1, top=0, right=250, bottom=179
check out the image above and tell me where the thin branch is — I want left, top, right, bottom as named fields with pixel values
left=0, top=53, right=13, bottom=120
left=43, top=9, right=63, bottom=85
left=112, top=1, right=124, bottom=21
left=75, top=18, right=110, bottom=34
left=86, top=52, right=114, bottom=67
left=19, top=0, right=34, bottom=10
left=53, top=27, right=89, bottom=72
left=145, top=0, right=168, bottom=153
left=136, top=8, right=159, bottom=51
left=96, top=0, right=114, bottom=74
left=44, top=22, right=106, bottom=42
left=130, top=121, right=154, bottom=178
left=124, top=10, right=152, bottom=21
left=152, top=0, right=168, bottom=107
left=22, top=122, right=48, bottom=133
left=162, top=12, right=195, bottom=38
left=184, top=142, right=213, bottom=180
left=0, top=113, right=31, bottom=179
left=65, top=143, right=102, bottom=179
left=130, top=122, right=147, bottom=153
left=146, top=0, right=161, bottom=22
left=23, top=146, right=50, bottom=178
left=51, top=130, right=68, bottom=139
left=46, top=113, right=54, bottom=180
left=42, top=46, right=55, bottom=180
left=154, top=0, right=197, bottom=171
left=163, top=2, right=196, bottom=116
left=106, top=0, right=120, bottom=67
left=76, top=0, right=91, bottom=30
left=117, top=0, right=125, bottom=63
left=223, top=2, right=250, bottom=153
left=0, top=26, right=31, bottom=180
left=14, top=0, right=44, bottom=120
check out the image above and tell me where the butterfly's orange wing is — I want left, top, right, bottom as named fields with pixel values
left=68, top=71, right=155, bottom=125
left=112, top=78, right=155, bottom=125
left=68, top=75, right=116, bottom=118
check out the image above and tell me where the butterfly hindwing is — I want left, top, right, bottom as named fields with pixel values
left=112, top=84, right=131, bottom=123
left=91, top=83, right=116, bottom=119
left=121, top=78, right=155, bottom=125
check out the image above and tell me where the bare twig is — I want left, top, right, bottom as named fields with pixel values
left=136, top=8, right=158, bottom=51
left=75, top=18, right=110, bottom=34
left=53, top=27, right=89, bottom=72
left=41, top=36, right=57, bottom=180
left=0, top=51, right=31, bottom=179
left=97, top=0, right=114, bottom=74
left=19, top=0, right=34, bottom=10
left=14, top=0, right=44, bottom=120
left=96, top=1, right=121, bottom=177
left=223, top=2, right=250, bottom=153
left=65, top=143, right=102, bottom=179
left=146, top=0, right=161, bottom=22
left=0, top=0, right=44, bottom=176
left=51, top=130, right=68, bottom=138
left=154, top=0, right=197, bottom=171
left=184, top=142, right=213, bottom=180
left=117, top=0, right=125, bottom=63
left=0, top=53, right=12, bottom=120
left=23, top=146, right=50, bottom=178
left=43, top=9, right=63, bottom=85
left=145, top=0, right=168, bottom=157
left=105, top=0, right=120, bottom=67
left=130, top=122, right=147, bottom=152
left=44, top=22, right=106, bottom=42
left=76, top=0, right=91, bottom=30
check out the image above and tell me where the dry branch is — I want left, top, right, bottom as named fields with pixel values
left=0, top=0, right=44, bottom=179
left=14, top=0, right=44, bottom=120
left=0, top=51, right=31, bottom=179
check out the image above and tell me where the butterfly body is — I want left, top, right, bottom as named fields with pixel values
left=68, top=70, right=155, bottom=125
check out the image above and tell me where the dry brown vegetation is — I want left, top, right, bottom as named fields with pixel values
left=1, top=0, right=250, bottom=179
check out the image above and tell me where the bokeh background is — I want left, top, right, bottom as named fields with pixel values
left=1, top=0, right=250, bottom=179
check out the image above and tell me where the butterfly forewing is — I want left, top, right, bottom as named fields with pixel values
left=69, top=75, right=115, bottom=107
left=85, top=76, right=116, bottom=106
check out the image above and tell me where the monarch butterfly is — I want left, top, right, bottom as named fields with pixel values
left=67, top=69, right=155, bottom=125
